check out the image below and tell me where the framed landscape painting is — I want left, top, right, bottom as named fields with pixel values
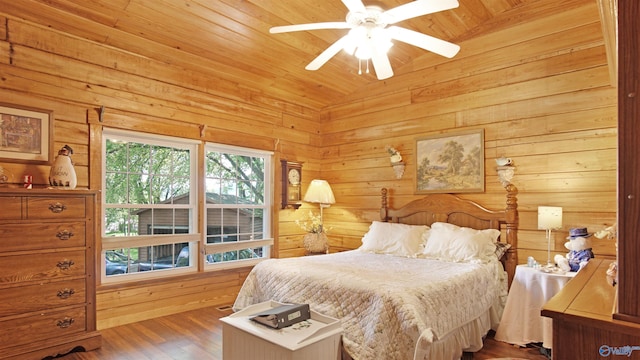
left=415, top=129, right=484, bottom=194
left=0, top=103, right=53, bottom=163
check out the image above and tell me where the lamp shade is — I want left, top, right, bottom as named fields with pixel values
left=537, top=206, right=563, bottom=230
left=303, top=179, right=335, bottom=205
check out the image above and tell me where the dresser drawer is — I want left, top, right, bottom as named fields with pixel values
left=0, top=222, right=86, bottom=252
left=0, top=250, right=86, bottom=284
left=0, top=278, right=86, bottom=317
left=0, top=196, right=22, bottom=220
left=0, top=306, right=86, bottom=348
left=26, top=197, right=87, bottom=219
left=0, top=190, right=99, bottom=358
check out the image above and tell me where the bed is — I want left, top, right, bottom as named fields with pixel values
left=233, top=185, right=519, bottom=360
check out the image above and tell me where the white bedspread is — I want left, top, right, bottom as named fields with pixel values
left=233, top=251, right=507, bottom=360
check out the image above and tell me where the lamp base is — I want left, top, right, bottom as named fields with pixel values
left=303, top=232, right=329, bottom=255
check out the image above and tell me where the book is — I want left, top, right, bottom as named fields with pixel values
left=250, top=303, right=311, bottom=329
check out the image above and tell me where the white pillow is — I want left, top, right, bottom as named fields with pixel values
left=422, top=222, right=500, bottom=262
left=358, top=221, right=429, bottom=257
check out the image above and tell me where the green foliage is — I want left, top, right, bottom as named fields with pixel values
left=105, top=140, right=191, bottom=205
left=104, top=136, right=269, bottom=273
left=205, top=151, right=265, bottom=204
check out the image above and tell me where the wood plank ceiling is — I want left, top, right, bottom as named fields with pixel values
left=4, top=0, right=528, bottom=110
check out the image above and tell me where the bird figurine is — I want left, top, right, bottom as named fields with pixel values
left=49, top=144, right=77, bottom=189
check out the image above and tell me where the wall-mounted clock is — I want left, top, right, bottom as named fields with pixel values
left=281, top=160, right=302, bottom=209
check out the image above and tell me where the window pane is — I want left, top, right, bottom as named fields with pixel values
left=105, top=172, right=128, bottom=204
left=105, top=140, right=128, bottom=172
left=103, top=130, right=197, bottom=280
left=205, top=208, right=238, bottom=244
left=149, top=146, right=191, bottom=204
left=135, top=208, right=192, bottom=235
left=104, top=134, right=271, bottom=279
left=173, top=148, right=191, bottom=176
left=105, top=249, right=138, bottom=276
left=138, top=243, right=190, bottom=271
left=207, top=247, right=260, bottom=263
left=205, top=146, right=271, bottom=265
left=205, top=178, right=221, bottom=196
left=104, top=208, right=140, bottom=236
left=205, top=151, right=222, bottom=177
left=151, top=145, right=174, bottom=175
left=129, top=143, right=151, bottom=174
left=221, top=180, right=237, bottom=204
left=128, top=174, right=150, bottom=204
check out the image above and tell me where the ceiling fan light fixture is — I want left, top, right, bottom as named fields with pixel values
left=354, top=46, right=372, bottom=60
left=269, top=0, right=460, bottom=80
left=345, top=26, right=393, bottom=60
left=343, top=26, right=366, bottom=55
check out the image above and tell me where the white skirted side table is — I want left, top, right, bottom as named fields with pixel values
left=495, top=264, right=576, bottom=349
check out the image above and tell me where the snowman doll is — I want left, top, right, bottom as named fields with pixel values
left=555, top=227, right=595, bottom=272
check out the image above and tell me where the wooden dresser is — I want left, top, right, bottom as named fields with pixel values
left=0, top=188, right=101, bottom=359
left=542, top=259, right=640, bottom=359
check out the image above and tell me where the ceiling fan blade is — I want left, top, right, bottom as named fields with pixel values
left=270, top=22, right=351, bottom=34
left=383, top=0, right=459, bottom=24
left=341, top=0, right=366, bottom=14
left=371, top=50, right=394, bottom=80
left=388, top=26, right=460, bottom=58
left=306, top=35, right=352, bottom=71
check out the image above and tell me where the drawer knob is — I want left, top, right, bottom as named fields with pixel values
left=56, top=260, right=75, bottom=270
left=48, top=202, right=67, bottom=213
left=56, top=230, right=74, bottom=240
left=57, top=288, right=76, bottom=299
left=56, top=317, right=75, bottom=328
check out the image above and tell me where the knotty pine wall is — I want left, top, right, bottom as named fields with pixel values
left=0, top=0, right=618, bottom=329
left=0, top=14, right=323, bottom=328
left=315, top=0, right=618, bottom=264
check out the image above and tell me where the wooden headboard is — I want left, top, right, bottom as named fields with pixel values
left=380, top=185, right=519, bottom=287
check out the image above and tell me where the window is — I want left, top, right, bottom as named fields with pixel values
left=204, top=144, right=273, bottom=268
left=102, top=129, right=198, bottom=281
left=101, top=129, right=273, bottom=281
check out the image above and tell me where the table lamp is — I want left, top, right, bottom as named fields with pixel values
left=303, top=179, right=335, bottom=232
left=538, top=206, right=563, bottom=268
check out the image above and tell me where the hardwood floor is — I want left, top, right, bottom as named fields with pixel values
left=56, top=306, right=548, bottom=360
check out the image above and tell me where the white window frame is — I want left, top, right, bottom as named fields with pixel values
left=204, top=143, right=273, bottom=270
left=101, top=128, right=199, bottom=283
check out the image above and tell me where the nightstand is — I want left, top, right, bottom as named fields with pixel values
left=221, top=301, right=342, bottom=360
left=495, top=264, right=576, bottom=350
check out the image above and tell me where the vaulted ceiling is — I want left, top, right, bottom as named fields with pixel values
left=5, top=0, right=581, bottom=110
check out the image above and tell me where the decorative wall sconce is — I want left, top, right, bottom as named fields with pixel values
left=495, top=157, right=514, bottom=188
left=595, top=224, right=618, bottom=286
left=386, top=145, right=405, bottom=179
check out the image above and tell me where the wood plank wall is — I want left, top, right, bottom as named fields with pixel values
left=0, top=12, right=323, bottom=328
left=0, top=0, right=618, bottom=329
left=312, top=0, right=618, bottom=264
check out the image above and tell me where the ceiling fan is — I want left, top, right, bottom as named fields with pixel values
left=270, top=0, right=461, bottom=80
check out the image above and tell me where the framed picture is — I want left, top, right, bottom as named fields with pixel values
left=0, top=103, right=53, bottom=163
left=415, top=129, right=484, bottom=194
